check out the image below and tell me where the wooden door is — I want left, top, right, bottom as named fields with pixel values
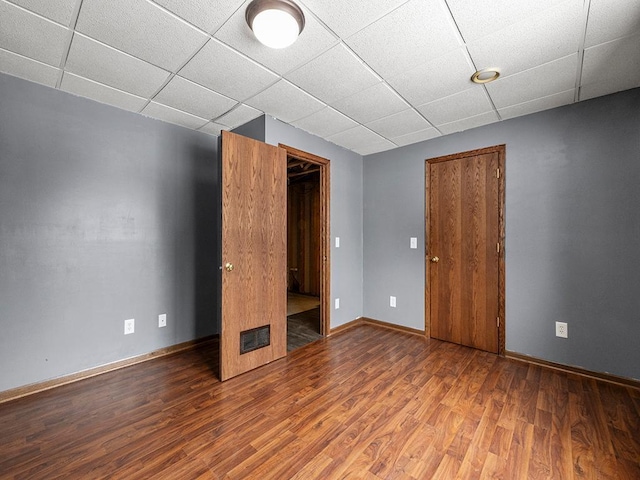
left=426, top=145, right=505, bottom=354
left=220, top=131, right=287, bottom=381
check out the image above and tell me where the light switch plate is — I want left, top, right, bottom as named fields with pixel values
left=390, top=296, right=396, bottom=307
left=410, top=237, right=417, bottom=249
left=335, top=237, right=340, bottom=248
left=159, top=313, right=167, bottom=328
left=335, top=298, right=340, bottom=309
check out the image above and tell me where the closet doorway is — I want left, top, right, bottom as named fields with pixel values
left=282, top=144, right=330, bottom=352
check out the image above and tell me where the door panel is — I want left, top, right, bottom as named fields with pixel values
left=427, top=147, right=503, bottom=354
left=220, top=131, right=287, bottom=381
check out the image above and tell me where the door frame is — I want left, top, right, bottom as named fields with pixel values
left=424, top=145, right=506, bottom=355
left=279, top=144, right=330, bottom=337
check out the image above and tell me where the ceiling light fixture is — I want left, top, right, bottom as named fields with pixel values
left=471, top=67, right=501, bottom=84
left=246, top=0, right=305, bottom=49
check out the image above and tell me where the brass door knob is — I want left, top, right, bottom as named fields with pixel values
left=225, top=262, right=234, bottom=272
left=430, top=256, right=439, bottom=263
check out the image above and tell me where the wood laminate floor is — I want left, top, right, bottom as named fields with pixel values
left=1, top=325, right=639, bottom=479
left=287, top=307, right=322, bottom=352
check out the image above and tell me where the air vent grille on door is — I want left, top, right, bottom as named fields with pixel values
left=240, top=325, right=271, bottom=354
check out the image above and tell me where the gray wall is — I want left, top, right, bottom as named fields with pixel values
left=0, top=73, right=220, bottom=392
left=363, top=87, right=640, bottom=380
left=264, top=117, right=364, bottom=328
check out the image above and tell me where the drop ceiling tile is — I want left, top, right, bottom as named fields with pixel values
left=245, top=80, right=325, bottom=123
left=75, top=0, right=208, bottom=72
left=581, top=33, right=640, bottom=99
left=179, top=39, right=278, bottom=102
left=298, top=0, right=409, bottom=38
left=585, top=0, right=640, bottom=47
left=391, top=127, right=441, bottom=147
left=6, top=0, right=76, bottom=26
left=198, top=121, right=228, bottom=136
left=485, top=54, right=577, bottom=109
left=60, top=72, right=149, bottom=112
left=285, top=44, right=379, bottom=104
left=213, top=0, right=338, bottom=75
left=154, top=76, right=237, bottom=120
left=447, top=0, right=567, bottom=42
left=153, top=0, right=243, bottom=34
left=65, top=34, right=171, bottom=98
left=438, top=111, right=499, bottom=135
left=417, top=88, right=494, bottom=126
left=467, top=0, right=583, bottom=77
left=331, top=82, right=408, bottom=124
left=366, top=109, right=431, bottom=139
left=0, top=1, right=68, bottom=66
left=345, top=0, right=461, bottom=79
left=498, top=89, right=574, bottom=120
left=291, top=107, right=359, bottom=138
left=327, top=125, right=395, bottom=155
left=0, top=48, right=59, bottom=86
left=142, top=102, right=209, bottom=129
left=214, top=104, right=262, bottom=128
left=385, top=49, right=476, bottom=107
left=356, top=141, right=398, bottom=156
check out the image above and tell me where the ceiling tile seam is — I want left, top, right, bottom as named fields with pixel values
left=0, top=47, right=60, bottom=70
left=297, top=0, right=411, bottom=42
left=314, top=40, right=444, bottom=137
left=143, top=37, right=239, bottom=118
left=497, top=88, right=576, bottom=113
left=574, top=0, right=592, bottom=102
left=2, top=0, right=71, bottom=27
left=439, top=0, right=467, bottom=47
left=144, top=0, right=222, bottom=37
left=54, top=0, right=85, bottom=89
left=441, top=0, right=503, bottom=122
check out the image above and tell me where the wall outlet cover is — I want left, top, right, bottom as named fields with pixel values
left=159, top=313, right=167, bottom=328
left=124, top=318, right=135, bottom=335
left=555, top=321, right=568, bottom=338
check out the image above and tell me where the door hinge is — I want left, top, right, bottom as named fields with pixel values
left=497, top=317, right=500, bottom=327
left=497, top=242, right=500, bottom=253
left=496, top=168, right=501, bottom=179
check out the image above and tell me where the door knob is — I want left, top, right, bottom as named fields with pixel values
left=225, top=262, right=234, bottom=272
left=430, top=256, right=439, bottom=263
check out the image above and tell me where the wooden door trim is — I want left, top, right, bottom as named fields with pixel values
left=279, top=144, right=331, bottom=337
left=425, top=144, right=506, bottom=355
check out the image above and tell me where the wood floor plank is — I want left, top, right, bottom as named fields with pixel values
left=0, top=325, right=638, bottom=479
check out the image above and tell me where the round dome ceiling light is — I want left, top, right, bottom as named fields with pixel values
left=471, top=67, right=501, bottom=84
left=246, top=0, right=305, bottom=49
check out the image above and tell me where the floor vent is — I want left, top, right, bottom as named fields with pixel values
left=240, top=325, right=270, bottom=354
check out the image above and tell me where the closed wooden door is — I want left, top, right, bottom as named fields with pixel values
left=426, top=145, right=505, bottom=354
left=220, top=131, right=287, bottom=381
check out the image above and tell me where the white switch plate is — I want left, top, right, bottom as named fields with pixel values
left=335, top=237, right=340, bottom=248
left=158, top=313, right=167, bottom=328
left=410, top=237, right=417, bottom=249
left=124, top=318, right=135, bottom=335
left=335, top=298, right=340, bottom=309
left=390, top=296, right=396, bottom=308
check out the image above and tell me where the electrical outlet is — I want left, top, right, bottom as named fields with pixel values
left=158, top=313, right=167, bottom=328
left=390, top=296, right=396, bottom=308
left=124, top=318, right=135, bottom=335
left=335, top=298, right=340, bottom=309
left=555, top=321, right=568, bottom=338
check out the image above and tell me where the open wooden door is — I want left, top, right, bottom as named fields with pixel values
left=426, top=145, right=505, bottom=354
left=220, top=131, right=287, bottom=381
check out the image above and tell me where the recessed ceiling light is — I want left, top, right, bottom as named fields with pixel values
left=471, top=68, right=501, bottom=84
left=246, top=0, right=305, bottom=49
